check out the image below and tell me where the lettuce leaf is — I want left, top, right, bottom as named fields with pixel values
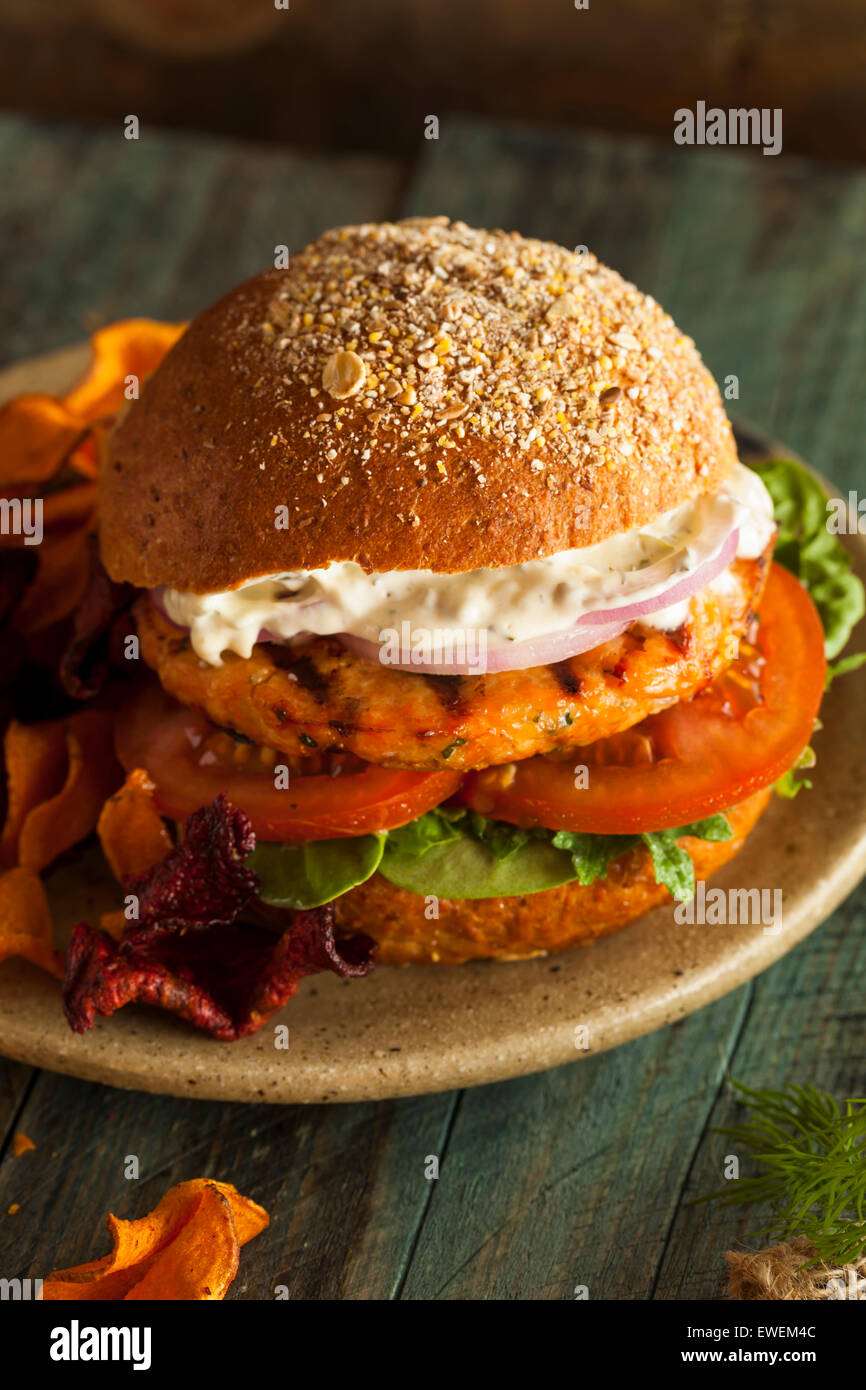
left=385, top=809, right=463, bottom=857
left=551, top=814, right=731, bottom=901
left=247, top=807, right=733, bottom=908
left=378, top=832, right=580, bottom=899
left=249, top=834, right=385, bottom=909
left=551, top=828, right=640, bottom=883
left=773, top=744, right=816, bottom=799
left=379, top=809, right=732, bottom=902
left=825, top=651, right=866, bottom=688
left=749, top=458, right=865, bottom=662
left=750, top=457, right=865, bottom=797
left=641, top=815, right=732, bottom=900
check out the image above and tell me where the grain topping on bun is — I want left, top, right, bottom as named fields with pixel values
left=101, top=217, right=736, bottom=591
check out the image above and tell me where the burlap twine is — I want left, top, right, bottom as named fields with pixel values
left=727, top=1235, right=866, bottom=1300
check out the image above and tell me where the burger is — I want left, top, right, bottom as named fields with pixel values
left=81, top=217, right=833, bottom=1020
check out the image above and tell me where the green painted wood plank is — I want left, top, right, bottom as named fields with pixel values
left=397, top=991, right=746, bottom=1300
left=0, top=115, right=402, bottom=365
left=0, top=1061, right=33, bottom=1152
left=0, top=1068, right=458, bottom=1300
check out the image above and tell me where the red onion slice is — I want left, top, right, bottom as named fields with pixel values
left=337, top=526, right=739, bottom=675
left=148, top=586, right=185, bottom=630
left=577, top=525, right=739, bottom=625
left=338, top=618, right=632, bottom=676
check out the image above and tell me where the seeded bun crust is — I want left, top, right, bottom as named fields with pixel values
left=334, top=787, right=771, bottom=965
left=101, top=217, right=737, bottom=593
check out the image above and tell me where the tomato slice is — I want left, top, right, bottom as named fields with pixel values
left=462, top=564, right=827, bottom=834
left=115, top=681, right=461, bottom=841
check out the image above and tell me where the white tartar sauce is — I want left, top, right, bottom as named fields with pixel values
left=163, top=462, right=775, bottom=666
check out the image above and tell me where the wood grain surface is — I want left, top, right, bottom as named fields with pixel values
left=1, top=113, right=865, bottom=1299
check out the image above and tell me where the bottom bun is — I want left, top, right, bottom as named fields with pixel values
left=334, top=788, right=772, bottom=965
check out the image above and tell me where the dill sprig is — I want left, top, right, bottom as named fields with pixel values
left=695, top=1079, right=866, bottom=1265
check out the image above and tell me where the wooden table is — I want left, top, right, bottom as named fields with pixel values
left=1, top=114, right=865, bottom=1300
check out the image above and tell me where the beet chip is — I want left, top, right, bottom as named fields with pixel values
left=123, top=793, right=257, bottom=935
left=63, top=907, right=375, bottom=1040
left=59, top=538, right=136, bottom=700
left=62, top=791, right=375, bottom=1038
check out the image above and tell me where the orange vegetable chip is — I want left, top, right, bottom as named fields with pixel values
left=0, top=396, right=84, bottom=487
left=43, top=1179, right=268, bottom=1302
left=41, top=481, right=100, bottom=534
left=0, top=719, right=68, bottom=868
left=0, top=320, right=185, bottom=489
left=67, top=433, right=100, bottom=482
left=97, top=768, right=173, bottom=882
left=2, top=710, right=123, bottom=872
left=0, top=866, right=63, bottom=977
left=0, top=481, right=99, bottom=632
left=12, top=521, right=94, bottom=635
left=98, top=909, right=128, bottom=940
left=125, top=1185, right=239, bottom=1301
left=63, top=320, right=186, bottom=422
left=12, top=1132, right=36, bottom=1155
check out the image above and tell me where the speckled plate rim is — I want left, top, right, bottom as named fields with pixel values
left=1, top=344, right=865, bottom=1104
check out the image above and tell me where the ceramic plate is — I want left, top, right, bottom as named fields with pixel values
left=1, top=346, right=865, bottom=1102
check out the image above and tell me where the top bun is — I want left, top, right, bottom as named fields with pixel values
left=100, top=217, right=737, bottom=593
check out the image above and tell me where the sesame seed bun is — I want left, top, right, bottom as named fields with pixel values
left=100, top=218, right=737, bottom=592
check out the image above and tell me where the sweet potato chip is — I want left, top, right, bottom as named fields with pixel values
left=41, top=482, right=100, bottom=535
left=2, top=710, right=123, bottom=872
left=0, top=548, right=37, bottom=623
left=0, top=866, right=63, bottom=976
left=0, top=320, right=185, bottom=489
left=19, top=712, right=123, bottom=871
left=67, top=434, right=99, bottom=482
left=43, top=1179, right=268, bottom=1302
left=12, top=1132, right=35, bottom=1155
left=62, top=320, right=186, bottom=423
left=98, top=768, right=172, bottom=882
left=12, top=522, right=93, bottom=635
left=0, top=480, right=99, bottom=633
left=0, top=719, right=68, bottom=868
left=40, top=1258, right=147, bottom=1302
left=125, top=1184, right=239, bottom=1301
left=0, top=396, right=84, bottom=487
left=98, top=909, right=128, bottom=940
left=0, top=551, right=37, bottom=714
left=0, top=483, right=98, bottom=551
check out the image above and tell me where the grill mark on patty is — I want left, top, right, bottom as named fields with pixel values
left=265, top=648, right=332, bottom=702
left=664, top=625, right=691, bottom=654
left=329, top=719, right=359, bottom=736
left=422, top=673, right=465, bottom=711
left=549, top=660, right=583, bottom=696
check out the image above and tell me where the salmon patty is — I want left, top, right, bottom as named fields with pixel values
left=135, top=549, right=770, bottom=773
